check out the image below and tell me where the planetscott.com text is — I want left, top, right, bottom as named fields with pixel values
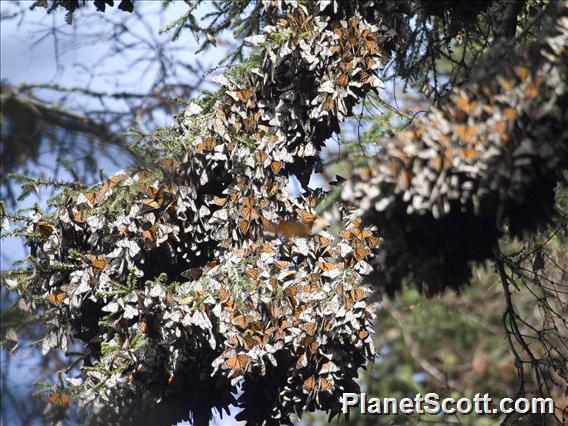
left=341, top=392, right=554, bottom=416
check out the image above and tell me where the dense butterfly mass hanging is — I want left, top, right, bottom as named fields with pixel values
left=15, top=1, right=409, bottom=424
left=342, top=10, right=568, bottom=295
left=8, top=1, right=568, bottom=425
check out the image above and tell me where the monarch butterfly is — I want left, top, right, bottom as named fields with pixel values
left=497, top=76, right=514, bottom=91
left=460, top=147, right=477, bottom=159
left=323, top=96, right=335, bottom=111
left=302, top=322, right=317, bottom=336
left=266, top=181, right=281, bottom=196
left=503, top=107, right=516, bottom=120
left=255, top=151, right=268, bottom=163
left=515, top=65, right=529, bottom=82
left=319, top=377, right=330, bottom=392
left=526, top=78, right=541, bottom=97
left=299, top=210, right=315, bottom=223
left=204, top=136, right=216, bottom=149
left=211, top=196, right=227, bottom=207
left=270, top=304, right=283, bottom=318
left=160, top=158, right=179, bottom=171
left=235, top=247, right=249, bottom=258
left=258, top=198, right=269, bottom=209
left=137, top=182, right=152, bottom=194
left=350, top=227, right=363, bottom=240
left=260, top=242, right=276, bottom=255
left=351, top=288, right=366, bottom=301
left=431, top=155, right=444, bottom=171
left=495, top=119, right=508, bottom=135
left=100, top=173, right=124, bottom=194
left=85, top=191, right=97, bottom=205
left=244, top=336, right=260, bottom=349
left=309, top=273, right=320, bottom=283
left=160, top=183, right=176, bottom=195
left=245, top=267, right=259, bottom=280
left=336, top=73, right=349, bottom=86
left=72, top=210, right=84, bottom=223
left=236, top=87, right=254, bottom=100
left=143, top=228, right=157, bottom=242
left=317, top=261, right=334, bottom=272
left=454, top=95, right=478, bottom=114
left=141, top=196, right=164, bottom=209
left=86, top=254, right=107, bottom=270
left=274, top=260, right=289, bottom=269
left=285, top=285, right=298, bottom=297
left=340, top=60, right=354, bottom=73
left=365, top=235, right=380, bottom=248
left=223, top=353, right=250, bottom=372
left=240, top=197, right=259, bottom=221
left=269, top=277, right=279, bottom=291
left=167, top=374, right=175, bottom=385
left=270, top=161, right=284, bottom=173
left=302, top=284, right=317, bottom=293
left=226, top=335, right=239, bottom=347
left=303, top=336, right=320, bottom=354
left=437, top=133, right=451, bottom=146
left=196, top=136, right=216, bottom=153
left=136, top=170, right=154, bottom=180
left=294, top=305, right=306, bottom=317
left=99, top=182, right=111, bottom=197
left=397, top=169, right=411, bottom=190
left=37, top=222, right=54, bottom=238
left=138, top=321, right=148, bottom=334
left=296, top=353, right=308, bottom=369
left=454, top=124, right=477, bottom=142
left=353, top=248, right=369, bottom=261
left=238, top=220, right=250, bottom=233
left=218, top=287, right=230, bottom=302
left=302, top=376, right=317, bottom=394
left=46, top=391, right=71, bottom=406
left=233, top=315, right=252, bottom=329
left=49, top=292, right=65, bottom=305
left=244, top=111, right=260, bottom=129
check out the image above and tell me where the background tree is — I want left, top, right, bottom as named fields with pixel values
left=1, top=1, right=567, bottom=425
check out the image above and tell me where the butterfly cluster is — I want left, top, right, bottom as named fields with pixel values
left=12, top=1, right=402, bottom=424
left=342, top=10, right=568, bottom=294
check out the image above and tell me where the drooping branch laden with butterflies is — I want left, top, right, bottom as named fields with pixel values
left=343, top=5, right=568, bottom=295
left=2, top=1, right=568, bottom=425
